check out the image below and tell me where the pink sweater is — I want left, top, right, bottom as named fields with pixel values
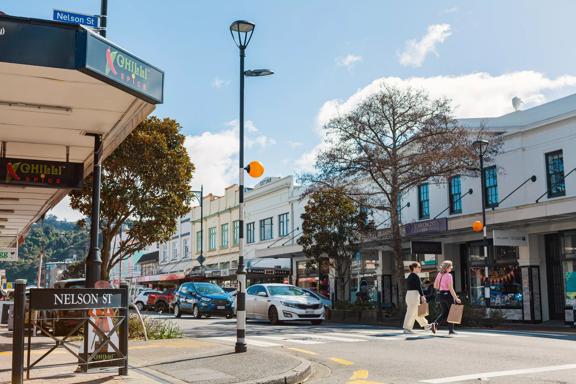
left=435, top=272, right=453, bottom=291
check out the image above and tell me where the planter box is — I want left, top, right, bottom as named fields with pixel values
left=360, top=310, right=378, bottom=323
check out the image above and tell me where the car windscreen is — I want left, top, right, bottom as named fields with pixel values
left=268, top=286, right=307, bottom=296
left=194, top=284, right=225, bottom=295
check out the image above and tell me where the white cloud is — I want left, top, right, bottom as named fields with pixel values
left=48, top=196, right=85, bottom=222
left=336, top=54, right=363, bottom=69
left=212, top=77, right=229, bottom=88
left=185, top=120, right=275, bottom=195
left=398, top=24, right=452, bottom=67
left=287, top=140, right=303, bottom=148
left=297, top=71, right=576, bottom=172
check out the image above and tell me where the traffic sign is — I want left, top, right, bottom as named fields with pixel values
left=53, top=9, right=99, bottom=28
left=196, top=255, right=206, bottom=265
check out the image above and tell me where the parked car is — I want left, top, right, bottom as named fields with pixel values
left=246, top=284, right=325, bottom=325
left=147, top=289, right=175, bottom=313
left=133, top=290, right=161, bottom=311
left=303, top=288, right=332, bottom=309
left=173, top=282, right=234, bottom=319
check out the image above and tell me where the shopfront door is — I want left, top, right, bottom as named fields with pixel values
left=545, top=234, right=565, bottom=320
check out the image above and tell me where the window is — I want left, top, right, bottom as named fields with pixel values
left=449, top=175, right=462, bottom=214
left=183, top=238, right=189, bottom=259
left=171, top=240, right=178, bottom=260
left=259, top=217, right=273, bottom=241
left=247, top=222, right=255, bottom=244
left=546, top=150, right=565, bottom=198
left=208, top=227, right=217, bottom=250
left=233, top=220, right=240, bottom=246
left=196, top=231, right=202, bottom=253
left=418, top=184, right=429, bottom=219
left=161, top=245, right=168, bottom=262
left=279, top=213, right=289, bottom=237
left=484, top=166, right=498, bottom=208
left=221, top=223, right=229, bottom=248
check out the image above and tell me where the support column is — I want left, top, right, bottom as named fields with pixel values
left=86, top=134, right=102, bottom=288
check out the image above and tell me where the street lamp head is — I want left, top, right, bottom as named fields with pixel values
left=230, top=20, right=255, bottom=49
left=472, top=139, right=490, bottom=156
left=244, top=69, right=274, bottom=77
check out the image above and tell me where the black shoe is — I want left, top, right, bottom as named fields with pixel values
left=449, top=330, right=457, bottom=335
left=431, top=323, right=437, bottom=334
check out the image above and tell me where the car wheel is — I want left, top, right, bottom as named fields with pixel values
left=311, top=320, right=323, bottom=325
left=226, top=314, right=234, bottom=319
left=174, top=304, right=182, bottom=318
left=135, top=302, right=145, bottom=312
left=156, top=302, right=168, bottom=313
left=193, top=305, right=202, bottom=319
left=268, top=306, right=281, bottom=325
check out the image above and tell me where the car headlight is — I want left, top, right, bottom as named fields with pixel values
left=280, top=301, right=299, bottom=308
left=200, top=297, right=211, bottom=303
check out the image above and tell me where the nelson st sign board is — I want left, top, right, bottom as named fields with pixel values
left=29, top=289, right=125, bottom=311
left=0, top=157, right=83, bottom=189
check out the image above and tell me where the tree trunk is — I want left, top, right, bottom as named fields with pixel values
left=390, top=187, right=406, bottom=308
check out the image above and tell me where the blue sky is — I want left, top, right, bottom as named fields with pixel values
left=5, top=1, right=576, bottom=220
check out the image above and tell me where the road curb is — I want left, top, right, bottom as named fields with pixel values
left=235, top=357, right=312, bottom=384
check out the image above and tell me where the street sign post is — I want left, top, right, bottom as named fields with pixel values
left=53, top=10, right=99, bottom=28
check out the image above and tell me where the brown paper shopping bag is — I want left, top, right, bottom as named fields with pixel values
left=418, top=302, right=429, bottom=317
left=447, top=304, right=464, bottom=324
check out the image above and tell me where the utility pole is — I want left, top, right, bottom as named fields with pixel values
left=100, top=0, right=107, bottom=38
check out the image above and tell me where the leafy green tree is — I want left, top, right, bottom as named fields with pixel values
left=60, top=260, right=85, bottom=280
left=70, top=117, right=194, bottom=280
left=298, top=187, right=375, bottom=302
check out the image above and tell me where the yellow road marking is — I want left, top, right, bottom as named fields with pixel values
left=286, top=347, right=318, bottom=356
left=330, top=357, right=354, bottom=366
left=0, top=351, right=10, bottom=356
left=350, top=370, right=369, bottom=380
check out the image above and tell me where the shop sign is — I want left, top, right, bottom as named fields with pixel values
left=405, top=218, right=448, bottom=236
left=53, top=9, right=99, bottom=28
left=84, top=33, right=164, bottom=104
left=410, top=241, right=442, bottom=255
left=29, top=289, right=124, bottom=311
left=493, top=229, right=528, bottom=247
left=0, top=248, right=17, bottom=261
left=0, top=157, right=83, bottom=189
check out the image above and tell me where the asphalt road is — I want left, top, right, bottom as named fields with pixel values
left=142, top=312, right=576, bottom=384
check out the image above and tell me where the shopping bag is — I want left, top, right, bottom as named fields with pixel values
left=418, top=302, right=429, bottom=317
left=447, top=304, right=464, bottom=324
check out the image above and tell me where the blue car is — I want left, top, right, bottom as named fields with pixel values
left=173, top=282, right=234, bottom=319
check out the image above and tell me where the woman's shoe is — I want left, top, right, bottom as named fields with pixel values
left=403, top=329, right=415, bottom=334
left=430, top=323, right=437, bottom=334
left=448, top=330, right=457, bottom=336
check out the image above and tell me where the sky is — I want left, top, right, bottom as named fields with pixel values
left=5, top=0, right=576, bottom=221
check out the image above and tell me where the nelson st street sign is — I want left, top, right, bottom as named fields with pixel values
left=29, top=289, right=125, bottom=311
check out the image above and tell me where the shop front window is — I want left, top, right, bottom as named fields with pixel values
left=469, top=244, right=487, bottom=306
left=563, top=231, right=576, bottom=307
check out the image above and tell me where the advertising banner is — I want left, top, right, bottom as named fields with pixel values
left=0, top=248, right=17, bottom=262
left=0, top=157, right=83, bottom=189
left=493, top=229, right=528, bottom=247
left=405, top=218, right=448, bottom=235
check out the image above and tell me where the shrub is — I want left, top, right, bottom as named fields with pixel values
left=128, top=314, right=182, bottom=340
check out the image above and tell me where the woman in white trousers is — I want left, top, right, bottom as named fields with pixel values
left=403, top=262, right=436, bottom=334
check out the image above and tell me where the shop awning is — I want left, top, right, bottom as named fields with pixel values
left=0, top=15, right=164, bottom=250
left=137, top=251, right=159, bottom=265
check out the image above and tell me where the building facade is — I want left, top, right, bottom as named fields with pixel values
left=369, top=95, right=576, bottom=323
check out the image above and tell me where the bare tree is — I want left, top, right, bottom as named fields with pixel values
left=304, top=85, right=499, bottom=300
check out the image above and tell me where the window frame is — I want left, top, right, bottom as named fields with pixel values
left=418, top=183, right=430, bottom=220
left=208, top=227, right=217, bottom=251
left=233, top=220, right=240, bottom=246
left=545, top=150, right=566, bottom=198
left=279, top=213, right=289, bottom=237
left=259, top=217, right=273, bottom=241
left=449, top=175, right=462, bottom=215
left=196, top=231, right=202, bottom=253
left=247, top=222, right=255, bottom=244
left=221, top=223, right=229, bottom=248
left=483, top=166, right=499, bottom=208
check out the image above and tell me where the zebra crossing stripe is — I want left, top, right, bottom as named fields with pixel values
left=209, top=336, right=281, bottom=347
left=255, top=335, right=324, bottom=344
left=289, top=333, right=366, bottom=342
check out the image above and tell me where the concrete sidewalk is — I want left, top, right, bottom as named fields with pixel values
left=0, top=327, right=311, bottom=384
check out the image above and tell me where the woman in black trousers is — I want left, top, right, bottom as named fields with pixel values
left=434, top=260, right=461, bottom=335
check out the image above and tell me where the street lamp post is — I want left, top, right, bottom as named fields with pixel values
left=192, top=186, right=204, bottom=274
left=230, top=20, right=272, bottom=353
left=473, top=139, right=490, bottom=307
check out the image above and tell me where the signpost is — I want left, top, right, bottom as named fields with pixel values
left=0, top=158, right=84, bottom=189
left=0, top=248, right=17, bottom=261
left=53, top=10, right=99, bottom=29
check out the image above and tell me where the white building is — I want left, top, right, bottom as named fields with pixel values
left=368, top=95, right=576, bottom=323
